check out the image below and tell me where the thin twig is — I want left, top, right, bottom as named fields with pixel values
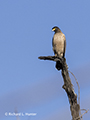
left=75, top=109, right=89, bottom=120
left=81, top=109, right=88, bottom=112
left=68, top=70, right=82, bottom=120
left=68, top=70, right=80, bottom=106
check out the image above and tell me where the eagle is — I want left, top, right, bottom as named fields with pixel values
left=52, top=26, right=66, bottom=70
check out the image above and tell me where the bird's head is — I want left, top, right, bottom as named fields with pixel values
left=52, top=26, right=61, bottom=33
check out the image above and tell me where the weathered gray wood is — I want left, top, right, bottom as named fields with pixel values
left=38, top=56, right=80, bottom=120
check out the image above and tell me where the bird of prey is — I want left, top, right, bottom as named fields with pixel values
left=52, top=26, right=66, bottom=70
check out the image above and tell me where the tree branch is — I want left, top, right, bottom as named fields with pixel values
left=38, top=55, right=80, bottom=120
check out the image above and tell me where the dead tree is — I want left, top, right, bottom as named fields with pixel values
left=38, top=56, right=80, bottom=120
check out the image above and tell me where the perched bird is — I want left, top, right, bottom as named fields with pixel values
left=52, top=26, right=66, bottom=70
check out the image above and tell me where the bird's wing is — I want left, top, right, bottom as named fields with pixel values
left=52, top=37, right=54, bottom=46
left=63, top=37, right=66, bottom=57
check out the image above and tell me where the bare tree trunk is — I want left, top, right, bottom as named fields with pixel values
left=38, top=56, right=80, bottom=120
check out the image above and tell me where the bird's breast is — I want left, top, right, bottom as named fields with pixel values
left=52, top=33, right=65, bottom=57
left=53, top=33, right=65, bottom=47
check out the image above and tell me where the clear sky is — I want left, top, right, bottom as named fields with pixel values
left=0, top=0, right=90, bottom=120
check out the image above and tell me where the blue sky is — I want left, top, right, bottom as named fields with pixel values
left=0, top=0, right=90, bottom=120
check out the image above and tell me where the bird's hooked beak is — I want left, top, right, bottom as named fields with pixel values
left=52, top=28, right=56, bottom=31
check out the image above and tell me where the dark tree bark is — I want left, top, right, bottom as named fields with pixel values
left=38, top=56, right=80, bottom=120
